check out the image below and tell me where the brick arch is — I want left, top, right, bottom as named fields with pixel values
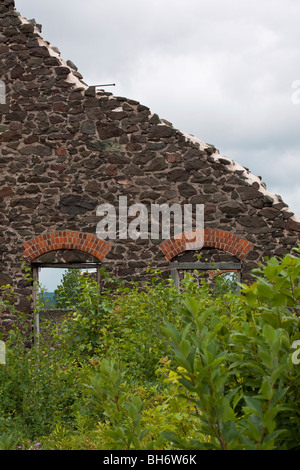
left=159, top=229, right=253, bottom=261
left=23, top=231, right=111, bottom=262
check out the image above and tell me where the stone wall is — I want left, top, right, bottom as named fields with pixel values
left=0, top=0, right=300, bottom=329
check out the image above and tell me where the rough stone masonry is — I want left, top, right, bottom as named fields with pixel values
left=0, top=0, right=299, bottom=330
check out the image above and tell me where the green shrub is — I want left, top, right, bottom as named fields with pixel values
left=54, top=268, right=85, bottom=309
left=0, top=433, right=17, bottom=450
left=161, top=250, right=300, bottom=450
left=2, top=249, right=300, bottom=450
left=0, top=322, right=86, bottom=441
left=57, top=270, right=183, bottom=381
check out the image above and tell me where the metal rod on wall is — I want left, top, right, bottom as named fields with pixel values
left=95, top=84, right=116, bottom=88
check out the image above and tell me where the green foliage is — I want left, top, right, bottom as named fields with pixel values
left=57, top=273, right=108, bottom=356
left=214, top=272, right=238, bottom=297
left=56, top=269, right=183, bottom=380
left=0, top=322, right=86, bottom=441
left=83, top=358, right=152, bottom=450
left=0, top=434, right=17, bottom=450
left=54, top=268, right=84, bottom=308
left=95, top=272, right=183, bottom=381
left=161, top=250, right=300, bottom=450
left=1, top=249, right=300, bottom=450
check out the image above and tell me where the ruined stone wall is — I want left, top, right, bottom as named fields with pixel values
left=0, top=0, right=300, bottom=327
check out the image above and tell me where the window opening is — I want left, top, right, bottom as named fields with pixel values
left=170, top=261, right=241, bottom=295
left=211, top=270, right=240, bottom=296
left=32, top=263, right=101, bottom=343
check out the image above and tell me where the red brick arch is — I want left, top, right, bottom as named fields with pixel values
left=23, top=230, right=111, bottom=262
left=159, top=229, right=253, bottom=261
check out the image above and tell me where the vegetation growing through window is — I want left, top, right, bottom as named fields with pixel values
left=53, top=268, right=87, bottom=309
left=214, top=271, right=239, bottom=296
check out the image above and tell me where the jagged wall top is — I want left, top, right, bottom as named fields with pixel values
left=0, top=0, right=298, bottom=224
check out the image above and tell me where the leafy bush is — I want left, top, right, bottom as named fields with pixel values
left=1, top=249, right=300, bottom=450
left=56, top=270, right=184, bottom=381
left=161, top=250, right=300, bottom=450
left=0, top=320, right=86, bottom=441
left=0, top=434, right=17, bottom=450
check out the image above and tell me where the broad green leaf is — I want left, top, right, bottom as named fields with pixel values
left=244, top=396, right=263, bottom=415
left=262, top=323, right=276, bottom=345
left=174, top=349, right=194, bottom=373
left=185, top=297, right=200, bottom=316
left=127, top=404, right=139, bottom=422
left=222, top=420, right=238, bottom=444
left=257, top=278, right=274, bottom=300
left=262, top=406, right=282, bottom=431
left=270, top=387, right=289, bottom=407
left=259, top=349, right=274, bottom=370
left=246, top=414, right=264, bottom=441
left=260, top=378, right=273, bottom=400
left=162, top=321, right=180, bottom=345
left=178, top=376, right=196, bottom=392
left=199, top=307, right=215, bottom=325
left=179, top=338, right=192, bottom=358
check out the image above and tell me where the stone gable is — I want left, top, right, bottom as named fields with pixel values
left=0, top=0, right=299, bottom=327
